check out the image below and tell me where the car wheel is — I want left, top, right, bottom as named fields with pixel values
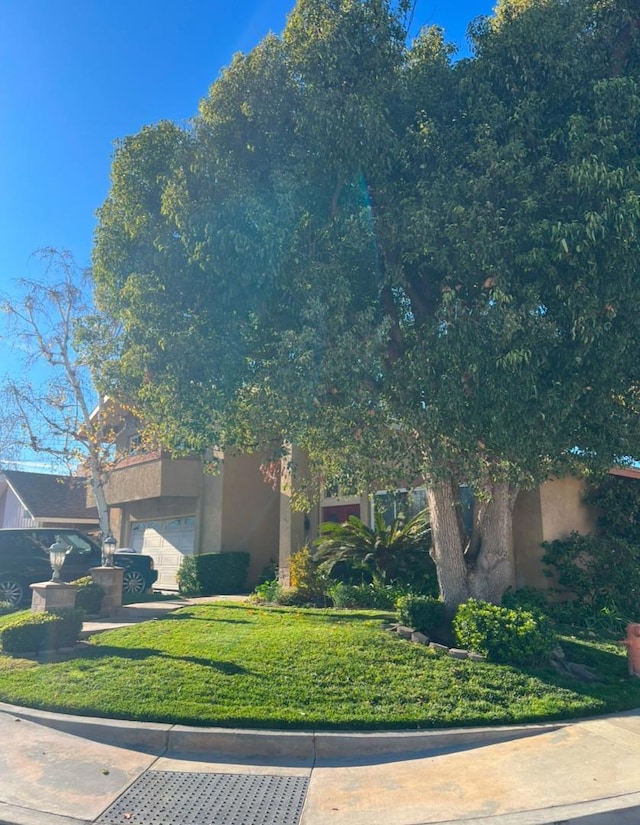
left=0, top=577, right=26, bottom=607
left=122, top=570, right=147, bottom=595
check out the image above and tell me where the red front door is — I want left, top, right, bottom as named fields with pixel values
left=321, top=504, right=361, bottom=524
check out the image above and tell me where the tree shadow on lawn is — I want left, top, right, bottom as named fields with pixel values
left=512, top=642, right=640, bottom=715
left=249, top=606, right=394, bottom=623
left=167, top=605, right=393, bottom=625
left=164, top=611, right=252, bottom=624
left=75, top=644, right=251, bottom=676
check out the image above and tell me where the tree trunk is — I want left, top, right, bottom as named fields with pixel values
left=469, top=481, right=519, bottom=604
left=87, top=457, right=111, bottom=541
left=427, top=479, right=470, bottom=616
left=427, top=478, right=519, bottom=613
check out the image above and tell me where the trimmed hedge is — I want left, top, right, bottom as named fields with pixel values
left=177, top=552, right=250, bottom=597
left=0, top=609, right=84, bottom=655
left=453, top=599, right=556, bottom=666
left=72, top=577, right=105, bottom=615
left=329, top=582, right=404, bottom=610
left=397, top=594, right=445, bottom=636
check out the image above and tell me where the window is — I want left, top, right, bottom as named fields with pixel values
left=372, top=487, right=427, bottom=527
left=128, top=434, right=143, bottom=454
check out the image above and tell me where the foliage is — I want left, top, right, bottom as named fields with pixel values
left=289, top=544, right=328, bottom=601
left=257, top=559, right=278, bottom=585
left=71, top=577, right=105, bottom=615
left=328, top=581, right=406, bottom=610
left=93, top=0, right=640, bottom=612
left=0, top=249, right=120, bottom=535
left=453, top=600, right=556, bottom=665
left=397, top=594, right=445, bottom=637
left=542, top=474, right=640, bottom=621
left=0, top=609, right=84, bottom=655
left=501, top=587, right=550, bottom=616
left=0, top=601, right=16, bottom=617
left=250, top=579, right=282, bottom=604
left=0, top=602, right=636, bottom=728
left=314, top=509, right=434, bottom=588
left=176, top=552, right=250, bottom=597
left=584, top=473, right=640, bottom=544
left=543, top=532, right=640, bottom=621
left=274, top=586, right=327, bottom=607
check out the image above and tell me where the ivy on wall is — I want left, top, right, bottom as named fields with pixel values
left=542, top=473, right=640, bottom=620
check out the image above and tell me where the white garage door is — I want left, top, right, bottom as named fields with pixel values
left=130, top=516, right=196, bottom=590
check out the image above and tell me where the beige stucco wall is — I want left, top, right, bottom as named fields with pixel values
left=540, top=476, right=596, bottom=539
left=105, top=456, right=201, bottom=504
left=221, top=452, right=280, bottom=587
left=198, top=456, right=224, bottom=555
left=513, top=487, right=545, bottom=589
left=513, top=476, right=597, bottom=590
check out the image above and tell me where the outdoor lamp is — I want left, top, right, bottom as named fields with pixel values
left=102, top=534, right=117, bottom=567
left=49, top=538, right=69, bottom=583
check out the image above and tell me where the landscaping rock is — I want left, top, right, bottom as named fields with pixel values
left=411, top=631, right=429, bottom=645
left=429, top=642, right=449, bottom=654
left=448, top=648, right=468, bottom=660
left=551, top=657, right=601, bottom=682
left=566, top=661, right=600, bottom=682
left=396, top=625, right=414, bottom=639
left=468, top=652, right=486, bottom=662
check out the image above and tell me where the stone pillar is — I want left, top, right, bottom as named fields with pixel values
left=30, top=582, right=78, bottom=613
left=90, top=566, right=124, bottom=616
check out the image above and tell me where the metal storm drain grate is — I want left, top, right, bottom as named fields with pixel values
left=96, top=770, right=309, bottom=825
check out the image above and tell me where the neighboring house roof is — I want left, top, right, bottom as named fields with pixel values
left=609, top=466, right=640, bottom=481
left=0, top=471, right=98, bottom=523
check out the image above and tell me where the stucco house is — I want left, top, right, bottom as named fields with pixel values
left=96, top=405, right=636, bottom=593
left=96, top=407, right=283, bottom=590
left=0, top=470, right=98, bottom=532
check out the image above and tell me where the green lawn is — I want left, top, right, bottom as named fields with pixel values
left=0, top=602, right=638, bottom=730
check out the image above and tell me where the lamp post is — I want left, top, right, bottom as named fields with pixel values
left=102, top=534, right=117, bottom=567
left=49, top=538, right=69, bottom=583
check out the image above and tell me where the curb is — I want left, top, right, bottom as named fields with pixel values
left=0, top=701, right=564, bottom=760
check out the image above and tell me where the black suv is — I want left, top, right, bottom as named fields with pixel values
left=0, top=529, right=158, bottom=607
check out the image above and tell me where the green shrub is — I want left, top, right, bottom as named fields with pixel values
left=0, top=601, right=16, bottom=617
left=289, top=545, right=327, bottom=601
left=71, top=577, right=105, bottom=615
left=501, top=587, right=550, bottom=616
left=541, top=474, right=640, bottom=623
left=276, top=586, right=326, bottom=607
left=542, top=531, right=640, bottom=620
left=177, top=552, right=250, bottom=597
left=328, top=581, right=401, bottom=609
left=453, top=599, right=556, bottom=666
left=0, top=609, right=84, bottom=655
left=257, top=559, right=278, bottom=585
left=250, top=579, right=282, bottom=604
left=397, top=594, right=445, bottom=636
left=314, top=509, right=435, bottom=591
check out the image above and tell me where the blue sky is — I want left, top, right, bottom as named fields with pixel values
left=1, top=1, right=494, bottom=289
left=0, top=0, right=494, bottom=471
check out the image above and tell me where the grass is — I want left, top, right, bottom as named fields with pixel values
left=121, top=590, right=182, bottom=605
left=0, top=602, right=638, bottom=730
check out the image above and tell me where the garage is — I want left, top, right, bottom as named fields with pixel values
left=130, top=516, right=196, bottom=590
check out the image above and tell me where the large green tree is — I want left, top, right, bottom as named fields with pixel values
left=93, top=0, right=640, bottom=612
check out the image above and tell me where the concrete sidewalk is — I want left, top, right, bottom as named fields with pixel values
left=0, top=598, right=638, bottom=824
left=0, top=705, right=639, bottom=825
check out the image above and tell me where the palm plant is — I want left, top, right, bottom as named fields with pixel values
left=313, top=508, right=432, bottom=586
